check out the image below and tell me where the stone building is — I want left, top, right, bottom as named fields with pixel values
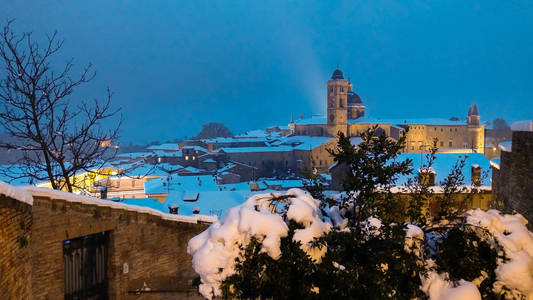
left=290, top=69, right=485, bottom=154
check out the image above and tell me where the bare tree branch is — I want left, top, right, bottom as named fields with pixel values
left=0, top=21, right=121, bottom=193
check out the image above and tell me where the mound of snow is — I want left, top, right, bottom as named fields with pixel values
left=466, top=209, right=533, bottom=297
left=421, top=271, right=481, bottom=300
left=187, top=188, right=330, bottom=299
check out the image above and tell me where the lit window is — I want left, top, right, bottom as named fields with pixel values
left=192, top=156, right=196, bottom=160
left=185, top=156, right=189, bottom=160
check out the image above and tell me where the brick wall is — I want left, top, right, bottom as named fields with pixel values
left=1, top=191, right=208, bottom=299
left=0, top=195, right=32, bottom=299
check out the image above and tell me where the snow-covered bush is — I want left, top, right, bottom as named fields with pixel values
left=187, top=127, right=533, bottom=299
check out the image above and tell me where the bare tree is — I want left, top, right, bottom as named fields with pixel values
left=0, top=20, right=121, bottom=192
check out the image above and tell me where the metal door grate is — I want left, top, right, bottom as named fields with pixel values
left=63, top=232, right=108, bottom=300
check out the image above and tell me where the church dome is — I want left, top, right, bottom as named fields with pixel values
left=348, top=91, right=363, bottom=105
left=331, top=69, right=344, bottom=80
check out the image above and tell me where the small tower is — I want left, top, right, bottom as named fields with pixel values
left=467, top=104, right=480, bottom=125
left=466, top=103, right=483, bottom=153
left=327, top=69, right=350, bottom=136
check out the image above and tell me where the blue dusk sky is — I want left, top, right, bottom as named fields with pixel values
left=2, top=0, right=533, bottom=144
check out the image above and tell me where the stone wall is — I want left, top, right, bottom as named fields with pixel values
left=0, top=195, right=32, bottom=299
left=1, top=190, right=209, bottom=299
left=493, top=131, right=533, bottom=225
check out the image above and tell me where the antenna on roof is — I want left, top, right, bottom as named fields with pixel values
left=300, top=111, right=304, bottom=120
left=290, top=114, right=294, bottom=123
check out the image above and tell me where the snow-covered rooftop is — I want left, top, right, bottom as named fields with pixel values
left=292, top=115, right=327, bottom=125
left=146, top=143, right=180, bottom=151
left=22, top=186, right=215, bottom=223
left=116, top=152, right=154, bottom=159
left=394, top=153, right=491, bottom=186
left=348, top=116, right=468, bottom=126
left=218, top=146, right=294, bottom=153
left=511, top=120, right=533, bottom=132
left=278, top=136, right=333, bottom=150
left=499, top=141, right=512, bottom=152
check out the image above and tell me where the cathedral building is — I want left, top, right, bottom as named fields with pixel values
left=289, top=69, right=485, bottom=153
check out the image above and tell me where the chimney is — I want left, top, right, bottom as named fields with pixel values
left=99, top=187, right=108, bottom=199
left=418, top=168, right=436, bottom=187
left=471, top=164, right=482, bottom=186
left=168, top=205, right=179, bottom=214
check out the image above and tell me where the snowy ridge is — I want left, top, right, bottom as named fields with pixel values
left=0, top=180, right=33, bottom=205
left=22, top=186, right=216, bottom=224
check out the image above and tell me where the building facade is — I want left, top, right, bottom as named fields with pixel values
left=290, top=69, right=485, bottom=154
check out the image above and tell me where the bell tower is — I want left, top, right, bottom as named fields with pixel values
left=327, top=69, right=350, bottom=136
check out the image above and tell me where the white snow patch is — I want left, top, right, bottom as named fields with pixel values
left=421, top=271, right=481, bottom=300
left=0, top=180, right=33, bottom=205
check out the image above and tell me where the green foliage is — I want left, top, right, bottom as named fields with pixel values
left=429, top=226, right=500, bottom=299
left=315, top=225, right=425, bottom=299
left=302, top=169, right=327, bottom=203
left=327, top=126, right=412, bottom=227
left=222, top=221, right=317, bottom=300
left=404, top=138, right=438, bottom=225
left=435, top=157, right=471, bottom=220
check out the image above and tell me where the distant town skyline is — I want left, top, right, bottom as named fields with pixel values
left=3, top=0, right=533, bottom=143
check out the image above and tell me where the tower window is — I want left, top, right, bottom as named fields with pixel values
left=340, top=87, right=344, bottom=92
left=449, top=141, right=453, bottom=147
left=440, top=141, right=444, bottom=147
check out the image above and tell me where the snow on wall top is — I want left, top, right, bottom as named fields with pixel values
left=22, top=186, right=216, bottom=224
left=511, top=120, right=533, bottom=132
left=0, top=180, right=33, bottom=205
left=499, top=141, right=512, bottom=152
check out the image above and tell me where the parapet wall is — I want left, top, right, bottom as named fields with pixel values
left=1, top=184, right=210, bottom=299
